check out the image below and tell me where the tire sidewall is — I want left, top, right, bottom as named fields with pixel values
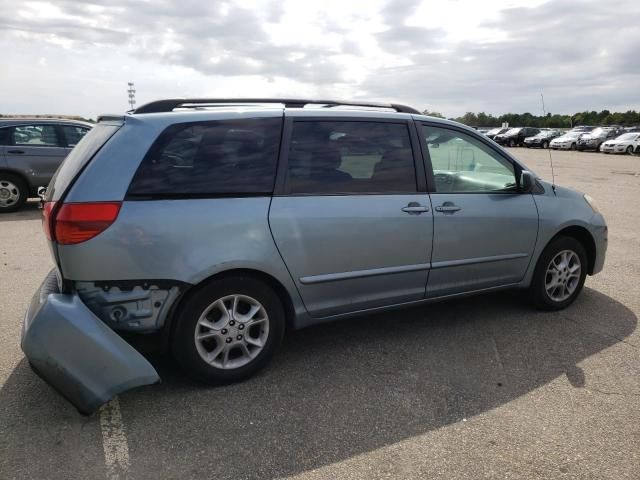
left=172, top=276, right=285, bottom=383
left=530, top=236, right=588, bottom=310
left=0, top=174, right=28, bottom=213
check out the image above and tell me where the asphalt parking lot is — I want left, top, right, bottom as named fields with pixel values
left=1, top=148, right=639, bottom=480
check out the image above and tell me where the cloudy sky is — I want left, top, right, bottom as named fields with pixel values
left=1, top=0, right=638, bottom=118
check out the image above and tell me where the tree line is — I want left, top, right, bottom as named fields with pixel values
left=422, top=110, right=640, bottom=128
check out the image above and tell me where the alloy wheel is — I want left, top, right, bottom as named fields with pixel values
left=545, top=250, right=581, bottom=302
left=194, top=294, right=270, bottom=369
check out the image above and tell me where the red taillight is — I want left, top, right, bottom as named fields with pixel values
left=42, top=201, right=57, bottom=241
left=50, top=202, right=121, bottom=245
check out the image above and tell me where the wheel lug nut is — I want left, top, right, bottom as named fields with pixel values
left=237, top=335, right=243, bottom=340
left=221, top=329, right=227, bottom=334
left=229, top=320, right=235, bottom=326
left=238, top=324, right=244, bottom=330
left=226, top=337, right=232, bottom=343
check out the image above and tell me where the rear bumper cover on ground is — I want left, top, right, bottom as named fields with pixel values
left=21, top=270, right=160, bottom=415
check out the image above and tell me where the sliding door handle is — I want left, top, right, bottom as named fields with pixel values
left=402, top=202, right=429, bottom=214
left=435, top=203, right=461, bottom=213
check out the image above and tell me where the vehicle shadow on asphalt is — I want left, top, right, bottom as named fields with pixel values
left=0, top=201, right=41, bottom=222
left=1, top=287, right=636, bottom=479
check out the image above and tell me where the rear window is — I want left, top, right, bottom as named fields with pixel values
left=47, top=123, right=121, bottom=201
left=62, top=125, right=90, bottom=146
left=285, top=121, right=416, bottom=194
left=12, top=125, right=61, bottom=146
left=128, top=118, right=282, bottom=197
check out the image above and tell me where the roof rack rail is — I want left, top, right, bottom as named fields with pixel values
left=133, top=98, right=421, bottom=115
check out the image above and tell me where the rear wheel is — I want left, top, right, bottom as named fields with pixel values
left=0, top=174, right=28, bottom=213
left=172, top=275, right=285, bottom=383
left=570, top=143, right=577, bottom=150
left=542, top=141, right=549, bottom=149
left=529, top=236, right=587, bottom=310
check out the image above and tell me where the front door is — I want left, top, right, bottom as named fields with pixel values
left=418, top=123, right=539, bottom=297
left=269, top=117, right=433, bottom=317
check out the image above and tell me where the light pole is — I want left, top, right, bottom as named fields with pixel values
left=127, top=82, right=136, bottom=110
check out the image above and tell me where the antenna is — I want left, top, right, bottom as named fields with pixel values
left=540, top=92, right=556, bottom=193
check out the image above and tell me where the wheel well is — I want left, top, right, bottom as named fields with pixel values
left=0, top=169, right=34, bottom=195
left=552, top=226, right=596, bottom=274
left=164, top=268, right=296, bottom=348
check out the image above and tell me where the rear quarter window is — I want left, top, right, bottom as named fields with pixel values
left=128, top=117, right=283, bottom=197
left=47, top=123, right=121, bottom=201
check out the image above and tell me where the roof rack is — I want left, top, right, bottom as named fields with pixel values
left=133, top=98, right=421, bottom=115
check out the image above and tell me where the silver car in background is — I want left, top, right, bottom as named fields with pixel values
left=600, top=132, right=640, bottom=154
left=20, top=98, right=608, bottom=414
left=550, top=131, right=584, bottom=150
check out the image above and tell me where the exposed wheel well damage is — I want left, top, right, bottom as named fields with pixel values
left=164, top=268, right=296, bottom=347
left=551, top=226, right=597, bottom=274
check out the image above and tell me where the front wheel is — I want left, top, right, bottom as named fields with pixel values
left=172, top=275, right=285, bottom=384
left=627, top=146, right=634, bottom=155
left=570, top=143, right=577, bottom=150
left=529, top=236, right=587, bottom=310
left=542, top=141, right=549, bottom=149
left=509, top=139, right=516, bottom=147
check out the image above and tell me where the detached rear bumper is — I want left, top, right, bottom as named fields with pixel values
left=21, top=270, right=160, bottom=415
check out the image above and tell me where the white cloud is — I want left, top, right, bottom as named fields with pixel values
left=0, top=0, right=638, bottom=118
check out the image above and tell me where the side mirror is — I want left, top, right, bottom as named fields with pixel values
left=519, top=170, right=535, bottom=193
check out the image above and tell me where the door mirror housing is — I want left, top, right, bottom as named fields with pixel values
left=519, top=170, right=535, bottom=193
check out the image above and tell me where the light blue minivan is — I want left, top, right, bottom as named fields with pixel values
left=21, top=99, right=607, bottom=413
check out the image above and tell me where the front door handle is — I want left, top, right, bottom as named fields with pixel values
left=435, top=203, right=461, bottom=213
left=8, top=150, right=24, bottom=154
left=401, top=202, right=429, bottom=214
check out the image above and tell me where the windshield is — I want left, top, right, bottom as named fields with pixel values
left=616, top=133, right=638, bottom=141
left=561, top=132, right=581, bottom=139
left=487, top=128, right=503, bottom=135
left=505, top=128, right=521, bottom=136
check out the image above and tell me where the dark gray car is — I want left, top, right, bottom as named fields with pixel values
left=0, top=118, right=92, bottom=212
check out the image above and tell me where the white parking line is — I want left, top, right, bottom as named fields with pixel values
left=99, top=397, right=131, bottom=480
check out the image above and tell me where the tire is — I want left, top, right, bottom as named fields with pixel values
left=529, top=236, right=588, bottom=311
left=0, top=173, right=28, bottom=213
left=509, top=139, right=516, bottom=147
left=172, top=275, right=285, bottom=384
left=570, top=143, right=577, bottom=150
left=627, top=146, right=634, bottom=155
left=542, top=141, right=549, bottom=149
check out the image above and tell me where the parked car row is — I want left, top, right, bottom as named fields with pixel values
left=478, top=125, right=640, bottom=154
